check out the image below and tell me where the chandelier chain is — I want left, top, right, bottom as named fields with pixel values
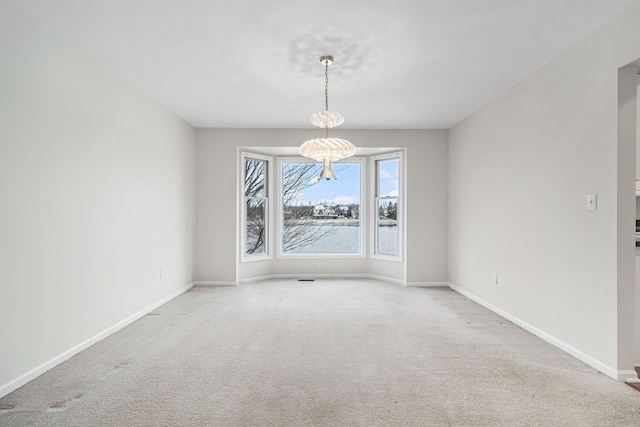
left=325, top=61, right=329, bottom=111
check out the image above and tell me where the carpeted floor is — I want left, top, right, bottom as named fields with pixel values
left=1, top=279, right=640, bottom=426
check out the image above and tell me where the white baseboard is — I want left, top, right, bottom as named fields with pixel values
left=407, top=281, right=451, bottom=287
left=237, top=274, right=453, bottom=289
left=239, top=275, right=286, bottom=284
left=0, top=282, right=194, bottom=399
left=621, top=370, right=640, bottom=383
left=193, top=281, right=238, bottom=286
left=367, top=274, right=406, bottom=286
left=240, top=273, right=370, bottom=284
left=448, top=283, right=627, bottom=382
left=237, top=273, right=406, bottom=286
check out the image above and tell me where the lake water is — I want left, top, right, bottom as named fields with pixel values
left=284, top=225, right=397, bottom=255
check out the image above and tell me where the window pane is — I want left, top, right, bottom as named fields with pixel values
left=245, top=159, right=265, bottom=197
left=246, top=199, right=265, bottom=254
left=377, top=198, right=397, bottom=255
left=282, top=162, right=361, bottom=254
left=378, top=159, right=399, bottom=197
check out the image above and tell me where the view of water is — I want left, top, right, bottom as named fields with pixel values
left=284, top=225, right=397, bottom=255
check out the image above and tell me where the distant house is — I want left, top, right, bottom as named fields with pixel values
left=350, top=206, right=359, bottom=219
left=313, top=205, right=337, bottom=219
left=337, top=205, right=350, bottom=217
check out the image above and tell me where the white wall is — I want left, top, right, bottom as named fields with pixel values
left=0, top=0, right=196, bottom=395
left=635, top=247, right=640, bottom=364
left=636, top=75, right=640, bottom=185
left=636, top=74, right=640, bottom=365
left=196, top=129, right=448, bottom=285
left=449, top=1, right=640, bottom=380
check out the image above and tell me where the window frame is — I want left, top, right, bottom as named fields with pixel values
left=371, top=151, right=403, bottom=262
left=276, top=156, right=366, bottom=259
left=240, top=151, right=272, bottom=263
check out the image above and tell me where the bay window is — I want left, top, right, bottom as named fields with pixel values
left=278, top=157, right=364, bottom=257
left=373, top=153, right=402, bottom=260
left=242, top=153, right=270, bottom=260
left=240, top=150, right=403, bottom=262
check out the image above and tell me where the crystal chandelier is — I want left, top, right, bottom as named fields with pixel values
left=299, top=55, right=356, bottom=180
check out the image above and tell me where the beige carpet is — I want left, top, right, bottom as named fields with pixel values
left=1, top=279, right=639, bottom=426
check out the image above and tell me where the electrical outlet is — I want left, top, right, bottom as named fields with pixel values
left=493, top=273, right=498, bottom=285
left=160, top=268, right=165, bottom=279
left=318, top=262, right=323, bottom=269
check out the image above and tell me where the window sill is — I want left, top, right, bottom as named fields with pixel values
left=371, top=254, right=403, bottom=263
left=241, top=254, right=272, bottom=263
left=277, top=253, right=366, bottom=260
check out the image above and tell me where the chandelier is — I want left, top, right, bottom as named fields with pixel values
left=299, top=55, right=356, bottom=180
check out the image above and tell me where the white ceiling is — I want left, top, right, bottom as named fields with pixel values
left=11, top=0, right=636, bottom=129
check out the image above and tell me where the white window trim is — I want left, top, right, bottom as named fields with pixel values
left=240, top=151, right=273, bottom=263
left=370, top=151, right=404, bottom=262
left=276, top=156, right=366, bottom=259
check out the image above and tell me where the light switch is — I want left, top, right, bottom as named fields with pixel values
left=587, top=194, right=597, bottom=211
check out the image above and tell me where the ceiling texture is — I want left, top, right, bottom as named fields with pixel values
left=11, top=0, right=637, bottom=129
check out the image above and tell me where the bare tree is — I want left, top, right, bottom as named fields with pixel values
left=244, top=159, right=266, bottom=254
left=281, top=163, right=337, bottom=252
left=244, top=160, right=337, bottom=254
